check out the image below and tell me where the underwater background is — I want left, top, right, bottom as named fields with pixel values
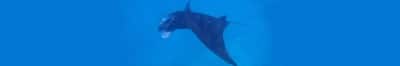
left=1, top=0, right=399, bottom=66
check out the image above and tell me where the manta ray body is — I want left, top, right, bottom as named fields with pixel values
left=158, top=1, right=237, bottom=66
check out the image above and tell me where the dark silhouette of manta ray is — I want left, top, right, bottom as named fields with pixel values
left=158, top=0, right=237, bottom=66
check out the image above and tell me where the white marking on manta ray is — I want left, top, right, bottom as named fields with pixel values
left=161, top=31, right=171, bottom=39
left=160, top=16, right=175, bottom=24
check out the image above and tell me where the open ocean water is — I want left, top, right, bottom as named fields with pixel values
left=1, top=0, right=399, bottom=66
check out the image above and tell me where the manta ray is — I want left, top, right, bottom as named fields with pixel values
left=157, top=0, right=237, bottom=66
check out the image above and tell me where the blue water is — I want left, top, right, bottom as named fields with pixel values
left=1, top=0, right=399, bottom=66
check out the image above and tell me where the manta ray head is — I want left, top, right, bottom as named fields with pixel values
left=158, top=11, right=189, bottom=39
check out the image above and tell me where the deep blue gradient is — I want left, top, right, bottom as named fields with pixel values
left=269, top=0, right=400, bottom=66
left=0, top=0, right=399, bottom=66
left=0, top=0, right=127, bottom=66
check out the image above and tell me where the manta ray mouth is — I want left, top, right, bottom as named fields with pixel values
left=160, top=31, right=171, bottom=39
